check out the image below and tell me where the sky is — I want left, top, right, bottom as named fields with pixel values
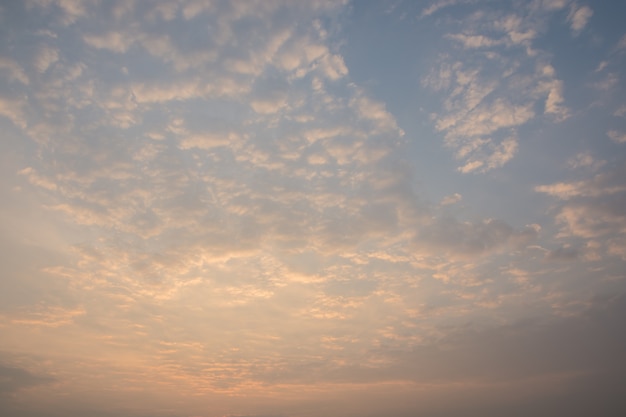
left=1, top=0, right=626, bottom=416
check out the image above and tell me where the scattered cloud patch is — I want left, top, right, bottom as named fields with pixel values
left=608, top=130, right=626, bottom=144
left=420, top=0, right=464, bottom=18
left=441, top=193, right=462, bottom=206
left=568, top=152, right=605, bottom=170
left=568, top=5, right=593, bottom=35
left=423, top=4, right=573, bottom=172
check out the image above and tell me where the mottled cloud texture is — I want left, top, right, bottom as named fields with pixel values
left=1, top=1, right=625, bottom=416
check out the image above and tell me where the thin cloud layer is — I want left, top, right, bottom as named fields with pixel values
left=0, top=1, right=625, bottom=417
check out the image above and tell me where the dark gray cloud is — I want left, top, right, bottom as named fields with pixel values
left=231, top=293, right=626, bottom=392
left=0, top=363, right=55, bottom=417
left=0, top=364, right=54, bottom=395
left=545, top=246, right=580, bottom=261
left=276, top=294, right=626, bottom=417
left=413, top=217, right=539, bottom=258
left=395, top=293, right=626, bottom=383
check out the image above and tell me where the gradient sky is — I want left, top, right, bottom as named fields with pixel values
left=1, top=1, right=626, bottom=416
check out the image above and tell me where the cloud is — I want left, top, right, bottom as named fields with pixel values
left=535, top=166, right=626, bottom=199
left=440, top=193, right=462, bottom=206
left=25, top=0, right=89, bottom=26
left=423, top=3, right=573, bottom=172
left=178, top=132, right=242, bottom=149
left=568, top=5, right=593, bottom=35
left=614, top=105, right=626, bottom=117
left=555, top=196, right=626, bottom=239
left=413, top=217, right=539, bottom=259
left=491, top=14, right=538, bottom=47
left=1, top=305, right=85, bottom=328
left=83, top=31, right=134, bottom=53
left=607, top=130, right=626, bottom=144
left=607, top=237, right=626, bottom=260
left=0, top=364, right=55, bottom=395
left=393, top=292, right=626, bottom=382
left=537, top=164, right=626, bottom=252
left=594, top=60, right=608, bottom=72
left=534, top=0, right=570, bottom=11
left=0, top=57, right=29, bottom=85
left=1, top=2, right=625, bottom=416
left=457, top=136, right=519, bottom=174
left=238, top=293, right=626, bottom=416
left=56, top=0, right=89, bottom=25
left=567, top=152, right=605, bottom=170
left=447, top=33, right=502, bottom=49
left=618, top=34, right=626, bottom=51
left=0, top=94, right=27, bottom=129
left=540, top=79, right=569, bottom=120
left=34, top=46, right=59, bottom=73
left=420, top=0, right=464, bottom=18
left=592, top=72, right=619, bottom=91
left=544, top=246, right=579, bottom=261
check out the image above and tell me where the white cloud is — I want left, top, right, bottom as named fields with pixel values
left=420, top=0, right=462, bottom=18
left=146, top=1, right=180, bottom=21
left=18, top=167, right=58, bottom=191
left=250, top=95, right=289, bottom=115
left=179, top=132, right=242, bottom=150
left=567, top=152, right=605, bottom=170
left=484, top=137, right=518, bottom=170
left=536, top=182, right=585, bottom=199
left=614, top=105, right=626, bottom=117
left=2, top=305, right=85, bottom=328
left=555, top=199, right=626, bottom=239
left=535, top=169, right=626, bottom=200
left=131, top=78, right=248, bottom=103
left=447, top=33, right=501, bottom=49
left=34, top=46, right=59, bottom=73
left=534, top=0, right=570, bottom=11
left=56, top=0, right=89, bottom=25
left=592, top=73, right=619, bottom=91
left=608, top=130, right=626, bottom=144
left=448, top=100, right=535, bottom=139
left=424, top=4, right=574, bottom=172
left=441, top=193, right=462, bottom=206
left=493, top=14, right=538, bottom=46
left=0, top=94, right=27, bottom=129
left=568, top=5, right=593, bottom=35
left=537, top=78, right=569, bottom=120
left=422, top=62, right=454, bottom=91
left=350, top=91, right=402, bottom=136
left=318, top=53, right=349, bottom=80
left=594, top=60, right=608, bottom=72
left=84, top=31, right=134, bottom=53
left=458, top=159, right=484, bottom=173
left=536, top=164, right=626, bottom=264
left=0, top=57, right=29, bottom=84
left=607, top=237, right=626, bottom=260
